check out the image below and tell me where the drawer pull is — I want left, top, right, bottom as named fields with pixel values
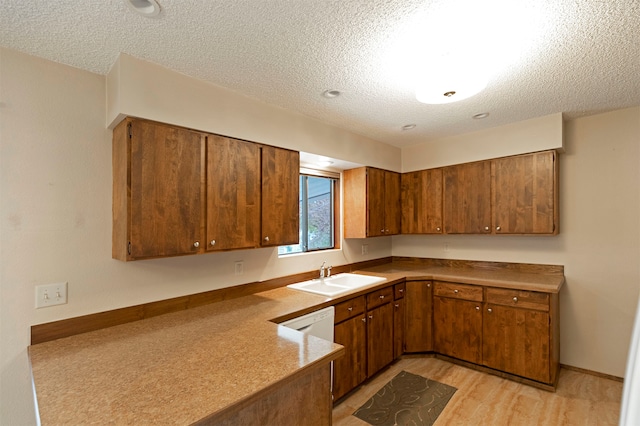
left=427, top=283, right=431, bottom=288
left=395, top=304, right=400, bottom=308
left=380, top=295, right=385, bottom=299
left=399, top=289, right=404, bottom=293
left=368, top=315, right=373, bottom=319
left=348, top=307, right=353, bottom=312
left=513, top=297, right=518, bottom=303
left=454, top=289, right=459, bottom=294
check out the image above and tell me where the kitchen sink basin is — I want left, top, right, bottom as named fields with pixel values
left=286, top=273, right=386, bottom=297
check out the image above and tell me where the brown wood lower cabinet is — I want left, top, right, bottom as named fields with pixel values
left=482, top=287, right=558, bottom=384
left=433, top=295, right=483, bottom=364
left=333, top=312, right=367, bottom=401
left=404, top=280, right=433, bottom=352
left=333, top=284, right=400, bottom=400
left=333, top=278, right=559, bottom=400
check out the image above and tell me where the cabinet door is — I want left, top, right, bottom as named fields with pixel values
left=443, top=161, right=491, bottom=234
left=128, top=120, right=205, bottom=259
left=405, top=281, right=433, bottom=352
left=206, top=136, right=261, bottom=251
left=367, top=302, right=394, bottom=377
left=384, top=171, right=401, bottom=235
left=366, top=167, right=386, bottom=237
left=483, top=304, right=551, bottom=383
left=492, top=150, right=557, bottom=234
left=333, top=315, right=367, bottom=401
left=401, top=169, right=443, bottom=234
left=261, top=146, right=300, bottom=246
left=433, top=296, right=482, bottom=364
left=393, top=298, right=405, bottom=359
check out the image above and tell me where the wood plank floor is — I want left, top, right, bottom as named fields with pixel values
left=332, top=357, right=623, bottom=425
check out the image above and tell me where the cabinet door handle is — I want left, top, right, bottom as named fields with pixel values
left=395, top=303, right=400, bottom=308
left=475, top=306, right=480, bottom=311
left=348, top=307, right=353, bottom=312
left=513, top=297, right=518, bottom=303
left=210, top=240, right=216, bottom=246
left=436, top=227, right=441, bottom=232
left=379, top=295, right=385, bottom=299
left=362, top=317, right=366, bottom=323
left=496, top=226, right=502, bottom=231
left=487, top=308, right=493, bottom=313
left=264, top=236, right=270, bottom=242
left=381, top=229, right=385, bottom=233
left=427, top=283, right=431, bottom=288
left=193, top=241, right=200, bottom=248
left=399, top=289, right=404, bottom=293
left=484, top=226, right=490, bottom=231
left=368, top=315, right=373, bottom=319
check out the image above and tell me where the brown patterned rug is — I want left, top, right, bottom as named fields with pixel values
left=353, top=371, right=457, bottom=426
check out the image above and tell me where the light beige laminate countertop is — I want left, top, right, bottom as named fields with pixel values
left=29, top=262, right=564, bottom=424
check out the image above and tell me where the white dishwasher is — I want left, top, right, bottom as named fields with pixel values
left=280, top=306, right=336, bottom=393
left=280, top=306, right=335, bottom=341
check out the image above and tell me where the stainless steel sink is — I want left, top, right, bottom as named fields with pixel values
left=286, top=273, right=386, bottom=297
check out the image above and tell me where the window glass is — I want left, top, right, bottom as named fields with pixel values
left=278, top=174, right=336, bottom=255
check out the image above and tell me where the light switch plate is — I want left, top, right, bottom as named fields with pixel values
left=35, top=282, right=68, bottom=308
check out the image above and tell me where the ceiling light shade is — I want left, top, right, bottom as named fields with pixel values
left=124, top=0, right=161, bottom=17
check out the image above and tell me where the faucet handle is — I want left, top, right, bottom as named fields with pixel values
left=327, top=265, right=332, bottom=277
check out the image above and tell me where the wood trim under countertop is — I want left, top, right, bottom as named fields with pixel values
left=30, top=257, right=391, bottom=345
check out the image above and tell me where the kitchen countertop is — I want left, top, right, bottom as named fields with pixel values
left=29, top=260, right=564, bottom=424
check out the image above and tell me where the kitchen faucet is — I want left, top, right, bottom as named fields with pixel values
left=320, top=261, right=332, bottom=279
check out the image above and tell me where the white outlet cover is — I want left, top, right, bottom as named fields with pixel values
left=35, top=282, right=68, bottom=308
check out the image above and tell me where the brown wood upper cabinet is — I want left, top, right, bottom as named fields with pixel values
left=344, top=167, right=401, bottom=238
left=491, top=150, right=558, bottom=234
left=260, top=145, right=300, bottom=246
left=401, top=169, right=443, bottom=234
left=113, top=118, right=206, bottom=260
left=442, top=150, right=558, bottom=235
left=113, top=118, right=299, bottom=260
left=443, top=160, right=492, bottom=234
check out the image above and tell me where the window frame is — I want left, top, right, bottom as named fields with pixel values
left=278, top=167, right=340, bottom=255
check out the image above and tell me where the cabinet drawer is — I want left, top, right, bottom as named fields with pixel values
left=394, top=283, right=406, bottom=300
left=434, top=281, right=483, bottom=302
left=367, top=286, right=394, bottom=310
left=486, top=288, right=549, bottom=311
left=334, top=296, right=365, bottom=323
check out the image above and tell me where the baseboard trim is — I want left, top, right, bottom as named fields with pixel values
left=560, top=363, right=623, bottom=382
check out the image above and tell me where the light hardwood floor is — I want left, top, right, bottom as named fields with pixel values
left=333, top=357, right=623, bottom=425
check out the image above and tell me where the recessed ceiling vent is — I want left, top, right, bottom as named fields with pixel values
left=124, top=0, right=161, bottom=18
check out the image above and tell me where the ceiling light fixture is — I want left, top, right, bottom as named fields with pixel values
left=402, top=124, right=416, bottom=131
left=415, top=65, right=488, bottom=104
left=322, top=90, right=341, bottom=98
left=124, top=0, right=161, bottom=17
left=472, top=112, right=490, bottom=119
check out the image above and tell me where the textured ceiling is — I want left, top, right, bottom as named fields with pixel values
left=1, top=0, right=639, bottom=147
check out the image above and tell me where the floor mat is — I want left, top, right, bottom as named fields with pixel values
left=353, top=370, right=457, bottom=426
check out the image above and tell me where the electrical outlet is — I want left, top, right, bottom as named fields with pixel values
left=362, top=244, right=369, bottom=255
left=234, top=261, right=244, bottom=275
left=35, top=282, right=68, bottom=308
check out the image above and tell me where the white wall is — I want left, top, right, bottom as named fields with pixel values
left=393, top=106, right=640, bottom=377
left=402, top=113, right=564, bottom=171
left=107, top=54, right=402, bottom=172
left=0, top=48, right=392, bottom=425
